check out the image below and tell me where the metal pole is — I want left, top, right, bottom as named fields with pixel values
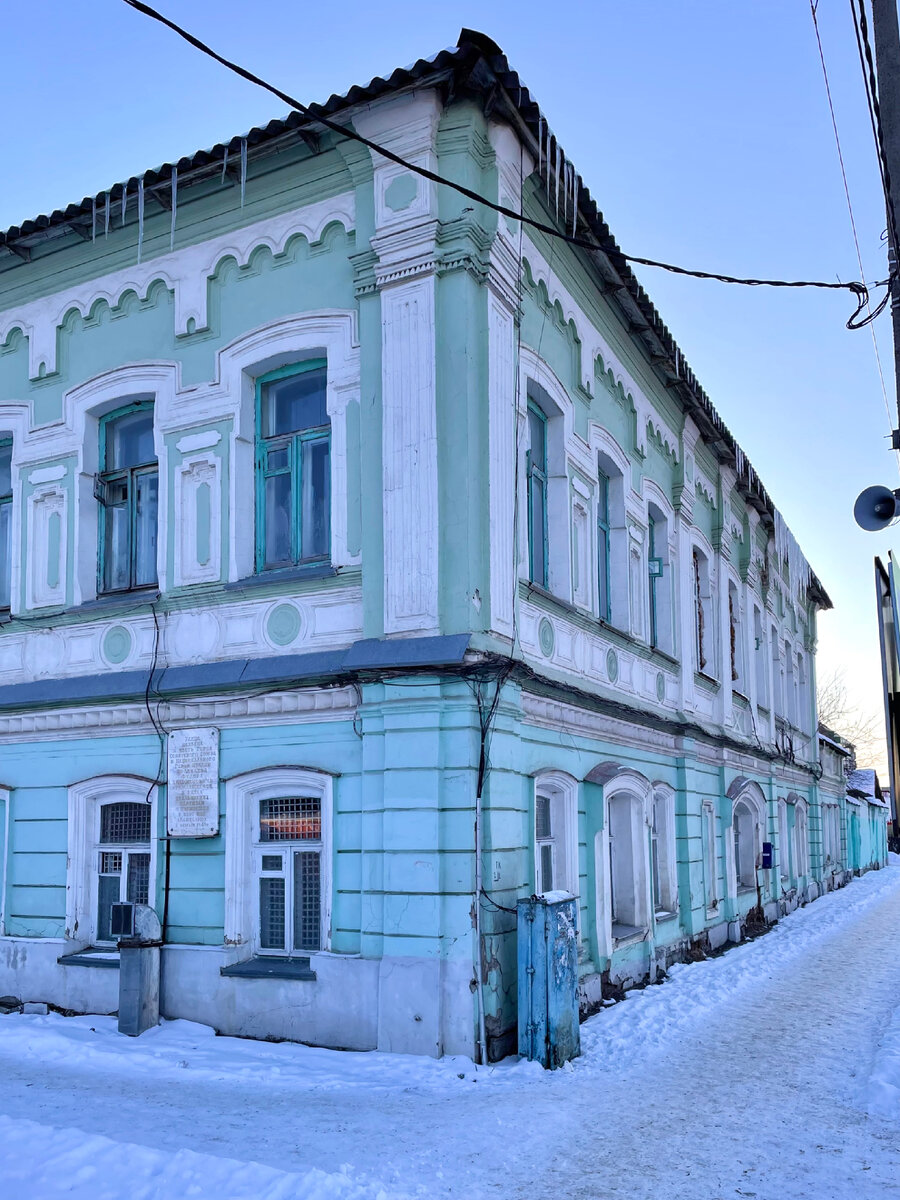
left=871, top=0, right=900, bottom=432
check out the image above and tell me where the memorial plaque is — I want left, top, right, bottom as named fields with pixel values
left=167, top=727, right=220, bottom=838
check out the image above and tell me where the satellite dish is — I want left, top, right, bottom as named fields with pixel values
left=854, top=485, right=900, bottom=531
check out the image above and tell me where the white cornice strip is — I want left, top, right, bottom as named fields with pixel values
left=0, top=191, right=356, bottom=379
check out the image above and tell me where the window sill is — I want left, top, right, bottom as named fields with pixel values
left=57, top=948, right=120, bottom=969
left=611, top=922, right=645, bottom=943
left=225, top=563, right=337, bottom=593
left=64, top=590, right=160, bottom=619
left=654, top=909, right=678, bottom=923
left=694, top=671, right=720, bottom=693
left=736, top=885, right=756, bottom=896
left=220, top=956, right=317, bottom=981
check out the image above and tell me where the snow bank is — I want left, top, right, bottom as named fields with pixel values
left=580, top=859, right=900, bottom=1074
left=0, top=1114, right=409, bottom=1200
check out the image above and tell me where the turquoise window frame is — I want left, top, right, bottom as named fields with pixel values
left=526, top=402, right=549, bottom=588
left=255, top=359, right=330, bottom=574
left=597, top=468, right=610, bottom=622
left=648, top=515, right=662, bottom=648
left=96, top=400, right=158, bottom=595
left=0, top=438, right=11, bottom=611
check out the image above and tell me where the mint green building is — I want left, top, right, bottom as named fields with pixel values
left=0, top=32, right=884, bottom=1061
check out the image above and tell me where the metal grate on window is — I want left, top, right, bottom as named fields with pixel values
left=100, top=802, right=151, bottom=845
left=259, top=877, right=286, bottom=950
left=293, top=850, right=321, bottom=951
left=535, top=794, right=552, bottom=841
left=261, top=855, right=282, bottom=872
left=126, top=853, right=150, bottom=907
left=100, top=851, right=122, bottom=874
left=259, top=796, right=321, bottom=842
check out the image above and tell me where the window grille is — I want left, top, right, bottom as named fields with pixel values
left=535, top=794, right=551, bottom=841
left=126, top=853, right=150, bottom=906
left=101, top=802, right=151, bottom=844
left=259, top=796, right=321, bottom=841
left=259, top=877, right=286, bottom=950
left=293, top=851, right=321, bottom=951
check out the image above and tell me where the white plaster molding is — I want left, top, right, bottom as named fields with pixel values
left=0, top=193, right=356, bottom=379
left=487, top=293, right=517, bottom=637
left=223, top=766, right=333, bottom=952
left=174, top=454, right=221, bottom=587
left=27, top=465, right=66, bottom=485
left=26, top=486, right=67, bottom=609
left=176, top=430, right=222, bottom=454
left=522, top=240, right=680, bottom=463
left=382, top=275, right=438, bottom=633
left=65, top=774, right=158, bottom=945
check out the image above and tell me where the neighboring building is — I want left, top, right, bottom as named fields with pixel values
left=815, top=732, right=889, bottom=904
left=0, top=31, right=880, bottom=1061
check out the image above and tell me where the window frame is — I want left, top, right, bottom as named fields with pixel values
left=95, top=802, right=153, bottom=944
left=607, top=790, right=650, bottom=939
left=96, top=400, right=159, bottom=596
left=224, top=767, right=333, bottom=958
left=650, top=787, right=677, bottom=917
left=0, top=437, right=11, bottom=611
left=526, top=401, right=549, bottom=589
left=254, top=795, right=325, bottom=956
left=533, top=772, right=578, bottom=898
left=254, top=359, right=331, bottom=574
left=702, top=801, right=718, bottom=912
left=65, top=775, right=158, bottom=948
left=597, top=467, right=611, bottom=622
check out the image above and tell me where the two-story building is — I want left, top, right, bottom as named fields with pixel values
left=0, top=30, right=872, bottom=1061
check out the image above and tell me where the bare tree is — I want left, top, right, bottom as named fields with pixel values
left=816, top=667, right=885, bottom=771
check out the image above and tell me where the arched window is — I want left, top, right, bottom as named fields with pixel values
left=778, top=798, right=790, bottom=882
left=795, top=802, right=809, bottom=877
left=256, top=360, right=331, bottom=572
left=66, top=775, right=158, bottom=947
left=702, top=801, right=718, bottom=910
left=608, top=790, right=649, bottom=937
left=692, top=547, right=714, bottom=675
left=647, top=503, right=673, bottom=655
left=733, top=800, right=758, bottom=891
left=0, top=438, right=11, bottom=610
left=785, top=643, right=797, bottom=726
left=771, top=628, right=783, bottom=716
left=96, top=402, right=158, bottom=593
left=533, top=772, right=578, bottom=896
left=753, top=607, right=768, bottom=708
left=729, top=581, right=744, bottom=691
left=224, top=767, right=333, bottom=957
left=651, top=787, right=677, bottom=916
left=596, top=448, right=627, bottom=628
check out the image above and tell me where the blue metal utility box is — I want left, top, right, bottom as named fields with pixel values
left=517, top=893, right=581, bottom=1068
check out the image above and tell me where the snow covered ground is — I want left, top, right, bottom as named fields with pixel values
left=3, top=862, right=900, bottom=1199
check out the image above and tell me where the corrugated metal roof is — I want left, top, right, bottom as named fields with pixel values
left=0, top=28, right=830, bottom=607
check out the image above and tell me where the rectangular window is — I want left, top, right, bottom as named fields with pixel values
left=97, top=404, right=158, bottom=594
left=754, top=608, right=767, bottom=707
left=256, top=796, right=323, bottom=953
left=527, top=403, right=548, bottom=588
left=597, top=469, right=610, bottom=621
left=0, top=439, right=10, bottom=611
left=648, top=516, right=661, bottom=648
left=256, top=362, right=330, bottom=572
left=95, top=800, right=152, bottom=943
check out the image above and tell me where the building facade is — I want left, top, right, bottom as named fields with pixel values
left=0, top=32, right=882, bottom=1061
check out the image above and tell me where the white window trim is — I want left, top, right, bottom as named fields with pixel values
left=727, top=782, right=766, bottom=900
left=702, top=801, right=719, bottom=914
left=224, top=766, right=333, bottom=955
left=794, top=798, right=809, bottom=878
left=651, top=785, right=678, bottom=918
left=0, top=785, right=9, bottom=936
left=532, top=770, right=578, bottom=898
left=66, top=775, right=158, bottom=946
left=598, top=771, right=653, bottom=946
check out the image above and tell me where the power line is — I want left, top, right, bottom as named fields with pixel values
left=120, top=0, right=874, bottom=328
left=811, top=1, right=895, bottom=448
left=851, top=0, right=900, bottom=254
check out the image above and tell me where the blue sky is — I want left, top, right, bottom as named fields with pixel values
left=2, top=0, right=896, bottom=759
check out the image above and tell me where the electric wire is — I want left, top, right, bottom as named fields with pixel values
left=851, top=0, right=900, bottom=254
left=120, top=0, right=871, bottom=327
left=811, top=0, right=897, bottom=456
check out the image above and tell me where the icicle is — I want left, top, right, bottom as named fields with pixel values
left=121, top=184, right=128, bottom=227
left=103, top=194, right=110, bottom=238
left=570, top=165, right=577, bottom=237
left=221, top=147, right=228, bottom=184
left=137, top=176, right=145, bottom=265
left=537, top=115, right=542, bottom=176
left=91, top=198, right=96, bottom=243
left=546, top=135, right=552, bottom=204
left=240, top=138, right=248, bottom=208
left=170, top=167, right=177, bottom=252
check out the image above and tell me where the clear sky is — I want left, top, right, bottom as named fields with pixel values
left=2, top=0, right=897, bottom=766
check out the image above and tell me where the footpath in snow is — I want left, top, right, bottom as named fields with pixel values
left=2, top=860, right=900, bottom=1199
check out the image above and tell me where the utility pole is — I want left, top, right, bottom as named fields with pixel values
left=871, top=0, right=900, bottom=437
